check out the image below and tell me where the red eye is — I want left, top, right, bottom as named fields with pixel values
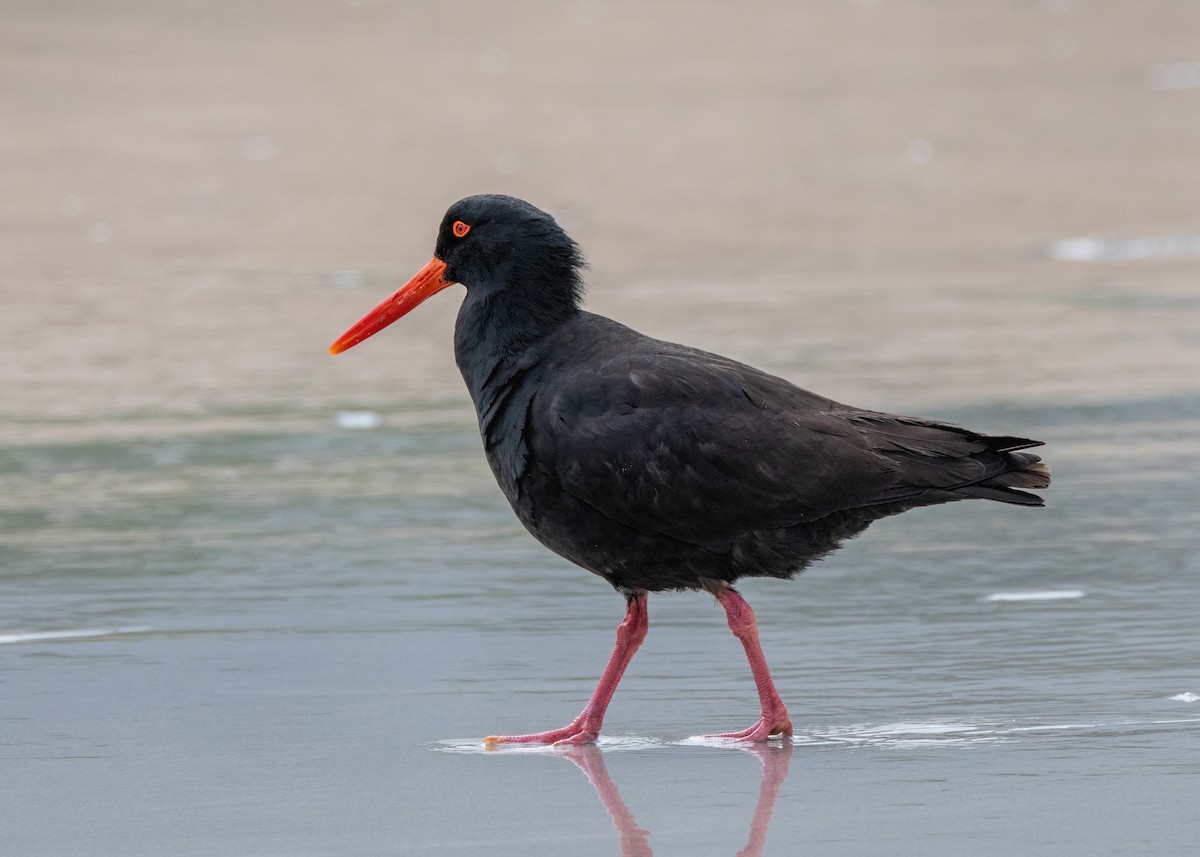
left=452, top=220, right=471, bottom=238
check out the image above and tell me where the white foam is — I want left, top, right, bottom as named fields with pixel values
left=434, top=717, right=1200, bottom=753
left=790, top=722, right=1001, bottom=748
left=1050, top=234, right=1200, bottom=262
left=336, top=410, right=381, bottom=429
left=857, top=722, right=980, bottom=736
left=1169, top=692, right=1200, bottom=703
left=0, top=626, right=150, bottom=645
left=984, top=590, right=1085, bottom=602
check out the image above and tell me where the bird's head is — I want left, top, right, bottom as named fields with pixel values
left=329, top=195, right=584, bottom=355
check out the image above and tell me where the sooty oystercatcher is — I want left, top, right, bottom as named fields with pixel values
left=329, top=194, right=1050, bottom=744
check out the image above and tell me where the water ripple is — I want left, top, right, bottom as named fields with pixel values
left=433, top=717, right=1200, bottom=753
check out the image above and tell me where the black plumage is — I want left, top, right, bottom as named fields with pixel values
left=443, top=195, right=1049, bottom=594
left=330, top=194, right=1051, bottom=744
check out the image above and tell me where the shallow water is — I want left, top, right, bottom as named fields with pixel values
left=4, top=342, right=1200, bottom=855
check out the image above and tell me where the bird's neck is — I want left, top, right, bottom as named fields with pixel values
left=452, top=281, right=579, bottom=418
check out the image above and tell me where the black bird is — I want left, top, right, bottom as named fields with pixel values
left=329, top=194, right=1050, bottom=745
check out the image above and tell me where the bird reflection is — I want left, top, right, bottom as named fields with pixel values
left=557, top=745, right=652, bottom=857
left=555, top=741, right=794, bottom=857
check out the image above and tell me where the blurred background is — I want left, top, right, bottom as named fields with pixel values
left=3, top=2, right=1198, bottom=855
left=3, top=0, right=1198, bottom=433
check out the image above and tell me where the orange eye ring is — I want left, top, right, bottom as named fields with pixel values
left=452, top=220, right=471, bottom=238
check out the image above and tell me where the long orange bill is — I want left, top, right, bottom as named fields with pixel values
left=328, top=257, right=454, bottom=355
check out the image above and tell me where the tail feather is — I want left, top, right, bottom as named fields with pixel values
left=990, top=458, right=1051, bottom=489
left=961, top=454, right=1051, bottom=506
left=851, top=414, right=1052, bottom=510
left=984, top=436, right=1045, bottom=454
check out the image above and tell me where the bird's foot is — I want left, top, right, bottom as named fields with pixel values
left=704, top=704, right=793, bottom=743
left=484, top=715, right=601, bottom=747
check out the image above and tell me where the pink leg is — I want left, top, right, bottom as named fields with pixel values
left=706, top=588, right=793, bottom=742
left=485, top=592, right=649, bottom=746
